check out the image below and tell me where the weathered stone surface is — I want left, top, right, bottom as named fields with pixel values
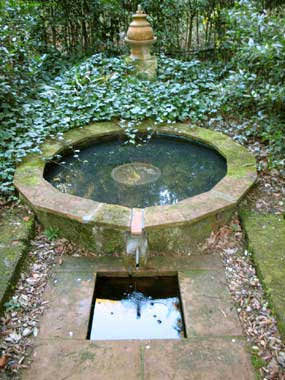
left=131, top=208, right=144, bottom=235
left=39, top=271, right=95, bottom=339
left=0, top=208, right=34, bottom=313
left=14, top=122, right=256, bottom=255
left=179, top=270, right=243, bottom=337
left=130, top=57, right=158, bottom=80
left=53, top=254, right=223, bottom=274
left=125, top=6, right=157, bottom=79
left=22, top=255, right=255, bottom=380
left=22, top=338, right=254, bottom=380
left=147, top=254, right=223, bottom=271
left=91, top=203, right=131, bottom=229
left=144, top=191, right=233, bottom=228
left=143, top=338, right=255, bottom=380
left=145, top=209, right=234, bottom=255
left=214, top=175, right=256, bottom=203
left=22, top=339, right=142, bottom=380
left=240, top=210, right=285, bottom=340
left=55, top=256, right=126, bottom=273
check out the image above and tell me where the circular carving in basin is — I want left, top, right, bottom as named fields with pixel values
left=111, top=162, right=161, bottom=186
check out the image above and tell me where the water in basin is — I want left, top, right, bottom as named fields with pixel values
left=45, top=134, right=227, bottom=208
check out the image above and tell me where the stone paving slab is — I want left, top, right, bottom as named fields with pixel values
left=147, top=254, right=223, bottom=271
left=55, top=256, right=126, bottom=273
left=39, top=257, right=243, bottom=342
left=0, top=208, right=34, bottom=312
left=179, top=271, right=243, bottom=337
left=0, top=244, right=27, bottom=284
left=143, top=338, right=255, bottom=380
left=22, top=339, right=142, bottom=380
left=39, top=271, right=95, bottom=339
left=179, top=270, right=231, bottom=299
left=22, top=337, right=254, bottom=380
left=240, top=210, right=285, bottom=340
left=22, top=255, right=255, bottom=380
left=56, top=254, right=223, bottom=273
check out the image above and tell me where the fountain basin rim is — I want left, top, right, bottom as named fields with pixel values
left=14, top=122, right=257, bottom=254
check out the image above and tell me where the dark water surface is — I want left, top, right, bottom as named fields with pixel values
left=88, top=276, right=185, bottom=340
left=45, top=134, right=227, bottom=208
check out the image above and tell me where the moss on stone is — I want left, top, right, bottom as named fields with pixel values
left=0, top=208, right=35, bottom=313
left=17, top=175, right=42, bottom=187
left=41, top=142, right=63, bottom=158
left=80, top=351, right=96, bottom=362
left=62, top=122, right=120, bottom=145
left=92, top=204, right=131, bottom=229
left=250, top=352, right=265, bottom=379
left=36, top=208, right=127, bottom=255
left=91, top=227, right=126, bottom=254
left=18, top=158, right=45, bottom=170
left=14, top=162, right=44, bottom=187
left=147, top=208, right=233, bottom=255
left=37, top=209, right=83, bottom=244
left=14, top=121, right=256, bottom=256
left=227, top=166, right=256, bottom=179
left=240, top=210, right=285, bottom=341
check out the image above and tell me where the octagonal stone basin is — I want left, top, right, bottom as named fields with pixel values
left=14, top=122, right=257, bottom=256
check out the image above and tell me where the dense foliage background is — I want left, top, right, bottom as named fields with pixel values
left=0, top=0, right=284, bottom=198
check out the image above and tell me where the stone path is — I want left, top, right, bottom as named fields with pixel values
left=0, top=208, right=34, bottom=312
left=22, top=255, right=255, bottom=380
left=241, top=210, right=285, bottom=341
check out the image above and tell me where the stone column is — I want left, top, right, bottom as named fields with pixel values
left=125, top=5, right=157, bottom=80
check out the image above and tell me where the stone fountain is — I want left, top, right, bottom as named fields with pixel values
left=13, top=9, right=259, bottom=372
left=125, top=4, right=157, bottom=79
left=13, top=7, right=257, bottom=271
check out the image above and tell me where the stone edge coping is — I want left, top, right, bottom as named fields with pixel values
left=14, top=122, right=257, bottom=232
left=0, top=211, right=35, bottom=314
left=239, top=210, right=285, bottom=340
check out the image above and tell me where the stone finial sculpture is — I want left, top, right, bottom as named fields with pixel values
left=125, top=4, right=157, bottom=79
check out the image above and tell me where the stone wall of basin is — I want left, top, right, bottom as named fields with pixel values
left=14, top=122, right=257, bottom=257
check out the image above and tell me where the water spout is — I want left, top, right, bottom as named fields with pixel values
left=126, top=233, right=148, bottom=272
left=128, top=265, right=133, bottom=277
left=124, top=209, right=148, bottom=272
left=135, top=246, right=140, bottom=269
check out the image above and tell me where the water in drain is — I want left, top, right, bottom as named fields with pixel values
left=88, top=276, right=185, bottom=340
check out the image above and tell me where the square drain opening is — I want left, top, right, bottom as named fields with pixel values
left=87, top=275, right=186, bottom=340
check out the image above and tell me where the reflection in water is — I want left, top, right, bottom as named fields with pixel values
left=89, top=276, right=185, bottom=340
left=45, top=135, right=227, bottom=208
left=90, top=294, right=182, bottom=340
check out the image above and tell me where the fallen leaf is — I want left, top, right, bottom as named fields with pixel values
left=0, top=355, right=8, bottom=369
